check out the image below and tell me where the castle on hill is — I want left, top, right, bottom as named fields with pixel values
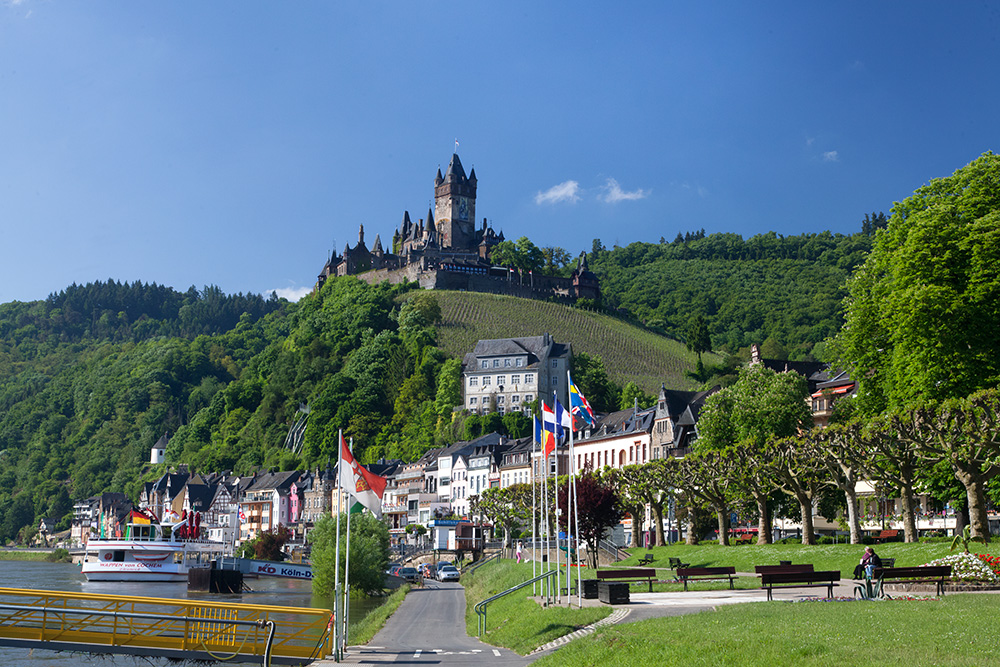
left=315, top=153, right=600, bottom=302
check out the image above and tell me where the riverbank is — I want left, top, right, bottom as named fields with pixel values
left=0, top=549, right=57, bottom=561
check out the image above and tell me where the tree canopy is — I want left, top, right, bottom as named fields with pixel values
left=833, top=152, right=1000, bottom=413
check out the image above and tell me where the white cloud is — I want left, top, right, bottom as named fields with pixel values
left=823, top=151, right=840, bottom=162
left=600, top=178, right=648, bottom=203
left=271, top=285, right=312, bottom=302
left=535, top=180, right=581, bottom=205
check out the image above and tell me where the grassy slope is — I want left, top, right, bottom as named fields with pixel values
left=422, top=291, right=722, bottom=393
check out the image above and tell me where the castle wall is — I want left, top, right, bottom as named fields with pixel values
left=353, top=265, right=580, bottom=302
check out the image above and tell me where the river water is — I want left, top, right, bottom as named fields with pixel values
left=0, top=560, right=382, bottom=666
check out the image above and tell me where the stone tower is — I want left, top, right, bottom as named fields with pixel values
left=434, top=153, right=477, bottom=250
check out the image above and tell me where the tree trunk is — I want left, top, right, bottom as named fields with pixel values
left=755, top=494, right=772, bottom=545
left=798, top=493, right=816, bottom=545
left=686, top=504, right=699, bottom=545
left=651, top=500, right=666, bottom=547
left=629, top=509, right=643, bottom=548
left=899, top=483, right=919, bottom=543
left=844, top=487, right=861, bottom=544
left=715, top=504, right=730, bottom=546
left=954, top=464, right=991, bottom=541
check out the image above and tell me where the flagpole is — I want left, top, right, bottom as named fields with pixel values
left=531, top=425, right=537, bottom=595
left=569, top=371, right=582, bottom=607
left=542, top=430, right=550, bottom=600
left=552, top=395, right=561, bottom=603
left=334, top=430, right=344, bottom=662
left=343, top=438, right=354, bottom=656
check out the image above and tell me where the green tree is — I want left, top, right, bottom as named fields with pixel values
left=684, top=315, right=712, bottom=365
left=310, top=513, right=390, bottom=597
left=619, top=381, right=654, bottom=411
left=833, top=152, right=1000, bottom=413
left=559, top=471, right=622, bottom=568
left=569, top=352, right=619, bottom=414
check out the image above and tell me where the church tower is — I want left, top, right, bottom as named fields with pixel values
left=434, top=153, right=477, bottom=250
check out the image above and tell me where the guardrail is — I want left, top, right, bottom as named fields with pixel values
left=0, top=587, right=334, bottom=664
left=598, top=539, right=628, bottom=563
left=463, top=550, right=500, bottom=575
left=474, top=570, right=556, bottom=637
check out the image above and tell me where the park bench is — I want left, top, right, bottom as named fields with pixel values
left=676, top=566, right=737, bottom=591
left=733, top=533, right=755, bottom=545
left=754, top=564, right=814, bottom=576
left=637, top=552, right=655, bottom=566
left=759, top=570, right=841, bottom=601
left=596, top=568, right=656, bottom=592
left=874, top=529, right=900, bottom=542
left=874, top=565, right=951, bottom=596
left=668, top=557, right=690, bottom=571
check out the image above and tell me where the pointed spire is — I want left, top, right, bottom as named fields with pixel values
left=446, top=153, right=467, bottom=181
left=358, top=224, right=365, bottom=246
left=426, top=207, right=435, bottom=232
left=469, top=167, right=477, bottom=185
left=435, top=168, right=444, bottom=186
left=373, top=234, right=383, bottom=255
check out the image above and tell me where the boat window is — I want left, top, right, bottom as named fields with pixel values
left=113, top=551, right=125, bottom=562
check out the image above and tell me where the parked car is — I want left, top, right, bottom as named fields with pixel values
left=435, top=560, right=453, bottom=573
left=437, top=565, right=460, bottom=582
left=398, top=567, right=420, bottom=583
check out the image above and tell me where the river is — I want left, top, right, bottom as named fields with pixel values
left=0, top=560, right=383, bottom=666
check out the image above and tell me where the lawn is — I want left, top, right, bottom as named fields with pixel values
left=531, top=594, right=1000, bottom=667
left=461, top=560, right=612, bottom=655
left=614, top=541, right=962, bottom=577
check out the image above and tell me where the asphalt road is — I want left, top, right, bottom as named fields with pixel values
left=329, top=579, right=532, bottom=666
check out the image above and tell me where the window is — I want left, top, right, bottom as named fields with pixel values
left=469, top=397, right=478, bottom=405
left=504, top=358, right=512, bottom=367
left=552, top=359, right=558, bottom=368
left=497, top=395, right=505, bottom=404
left=483, top=376, right=491, bottom=386
left=493, top=359, right=501, bottom=368
left=481, top=360, right=488, bottom=369
left=511, top=374, right=521, bottom=384
left=469, top=377, right=479, bottom=386
left=525, top=374, right=535, bottom=384
left=516, top=358, right=524, bottom=367
left=552, top=375, right=558, bottom=385
left=524, top=394, right=533, bottom=402
left=497, top=375, right=506, bottom=385
left=512, top=395, right=520, bottom=403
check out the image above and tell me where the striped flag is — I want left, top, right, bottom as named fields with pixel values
left=339, top=434, right=387, bottom=518
left=568, top=376, right=596, bottom=425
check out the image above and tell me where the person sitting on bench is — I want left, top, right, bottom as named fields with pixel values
left=853, top=546, right=882, bottom=579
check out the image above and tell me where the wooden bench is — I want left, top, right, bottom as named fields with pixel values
left=733, top=534, right=755, bottom=545
left=668, top=557, right=690, bottom=570
left=874, top=565, right=951, bottom=596
left=637, top=552, right=655, bottom=566
left=596, top=568, right=656, bottom=592
left=874, top=529, right=900, bottom=542
left=676, top=566, right=737, bottom=591
left=759, top=570, right=841, bottom=601
left=754, top=564, right=814, bottom=576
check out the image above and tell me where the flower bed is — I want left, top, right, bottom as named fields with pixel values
left=923, top=552, right=999, bottom=582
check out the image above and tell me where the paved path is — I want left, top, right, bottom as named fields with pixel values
left=314, top=577, right=872, bottom=664
left=316, top=580, right=531, bottom=666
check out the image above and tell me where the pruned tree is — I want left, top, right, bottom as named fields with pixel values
left=679, top=451, right=735, bottom=546
left=771, top=436, right=826, bottom=545
left=470, top=484, right=533, bottom=548
left=862, top=417, right=923, bottom=543
left=602, top=467, right=647, bottom=548
left=809, top=422, right=869, bottom=544
left=728, top=443, right=780, bottom=545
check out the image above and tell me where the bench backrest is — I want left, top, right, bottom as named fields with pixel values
left=755, top=564, right=814, bottom=575
left=760, top=570, right=840, bottom=585
left=668, top=557, right=684, bottom=567
left=677, top=566, right=736, bottom=577
left=875, top=566, right=951, bottom=578
left=596, top=568, right=655, bottom=579
left=879, top=530, right=900, bottom=538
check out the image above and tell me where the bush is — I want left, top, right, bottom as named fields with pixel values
left=45, top=548, right=71, bottom=562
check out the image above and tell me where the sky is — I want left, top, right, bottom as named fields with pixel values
left=2, top=2, right=999, bottom=303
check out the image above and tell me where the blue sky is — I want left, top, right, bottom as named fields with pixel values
left=2, top=2, right=998, bottom=303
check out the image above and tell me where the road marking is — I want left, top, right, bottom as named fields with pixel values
left=413, top=649, right=421, bottom=659
left=493, top=649, right=502, bottom=656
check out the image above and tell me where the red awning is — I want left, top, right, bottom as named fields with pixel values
left=811, top=384, right=854, bottom=398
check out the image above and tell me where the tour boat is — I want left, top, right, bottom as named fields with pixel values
left=82, top=516, right=228, bottom=582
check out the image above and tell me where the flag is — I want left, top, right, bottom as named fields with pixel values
left=339, top=435, right=387, bottom=518
left=568, top=376, right=596, bottom=425
left=238, top=508, right=248, bottom=524
left=554, top=398, right=573, bottom=431
left=541, top=402, right=558, bottom=458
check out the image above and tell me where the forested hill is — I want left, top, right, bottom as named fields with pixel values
left=588, top=230, right=875, bottom=360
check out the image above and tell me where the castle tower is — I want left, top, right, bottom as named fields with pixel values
left=434, top=153, right=477, bottom=250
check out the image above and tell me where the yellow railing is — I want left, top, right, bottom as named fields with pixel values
left=0, top=587, right=334, bottom=665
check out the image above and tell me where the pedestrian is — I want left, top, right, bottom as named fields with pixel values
left=854, top=545, right=882, bottom=579
left=516, top=540, right=523, bottom=564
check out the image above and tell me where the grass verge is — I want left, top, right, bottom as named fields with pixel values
left=462, top=560, right=611, bottom=655
left=531, top=593, right=1000, bottom=667
left=0, top=549, right=52, bottom=561
left=348, top=585, right=410, bottom=646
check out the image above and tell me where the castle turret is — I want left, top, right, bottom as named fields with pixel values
left=434, top=153, right=477, bottom=250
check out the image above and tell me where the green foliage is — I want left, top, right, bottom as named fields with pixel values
left=696, top=364, right=812, bottom=451
left=833, top=152, right=1000, bottom=413
left=310, top=513, right=391, bottom=597
left=238, top=526, right=291, bottom=561
left=619, top=381, right=655, bottom=411
left=950, top=525, right=988, bottom=554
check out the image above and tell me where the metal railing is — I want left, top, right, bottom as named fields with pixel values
left=463, top=550, right=500, bottom=575
left=598, top=539, right=629, bottom=563
left=0, top=587, right=334, bottom=664
left=474, top=570, right=556, bottom=637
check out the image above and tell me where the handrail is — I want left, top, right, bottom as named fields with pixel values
left=474, top=570, right=556, bottom=636
left=598, top=539, right=628, bottom=563
left=463, top=550, right=500, bottom=575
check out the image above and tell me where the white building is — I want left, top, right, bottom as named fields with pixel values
left=462, top=334, right=571, bottom=414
